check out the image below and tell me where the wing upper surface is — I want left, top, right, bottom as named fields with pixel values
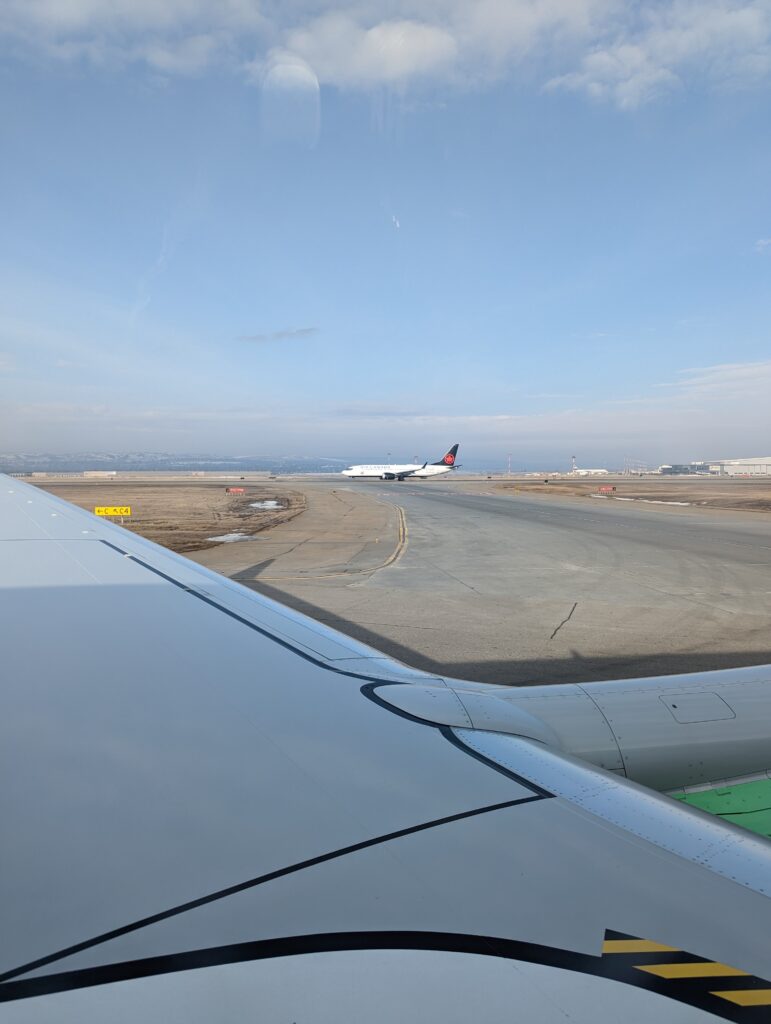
left=0, top=479, right=534, bottom=973
left=2, top=475, right=771, bottom=1014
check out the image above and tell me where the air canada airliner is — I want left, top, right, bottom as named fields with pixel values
left=342, top=444, right=460, bottom=481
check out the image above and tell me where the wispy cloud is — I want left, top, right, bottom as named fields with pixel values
left=547, top=44, right=681, bottom=110
left=548, top=1, right=771, bottom=108
left=4, top=1, right=771, bottom=108
left=525, top=392, right=581, bottom=400
left=661, top=359, right=771, bottom=399
left=333, top=403, right=425, bottom=418
left=5, top=359, right=769, bottom=464
left=755, top=238, right=771, bottom=253
left=239, top=327, right=319, bottom=343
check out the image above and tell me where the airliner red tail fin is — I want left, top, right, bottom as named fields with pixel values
left=433, top=444, right=459, bottom=467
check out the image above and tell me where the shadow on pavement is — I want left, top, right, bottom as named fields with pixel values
left=246, top=579, right=771, bottom=687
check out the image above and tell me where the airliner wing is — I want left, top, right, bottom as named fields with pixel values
left=1, top=475, right=771, bottom=1022
left=382, top=464, right=424, bottom=478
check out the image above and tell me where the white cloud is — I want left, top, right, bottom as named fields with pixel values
left=140, top=32, right=224, bottom=74
left=285, top=15, right=458, bottom=88
left=548, top=1, right=771, bottom=106
left=755, top=237, right=771, bottom=252
left=4, top=0, right=771, bottom=107
left=1, top=0, right=262, bottom=36
left=0, top=0, right=262, bottom=72
left=548, top=43, right=681, bottom=108
left=663, top=359, right=771, bottom=399
left=239, top=326, right=319, bottom=342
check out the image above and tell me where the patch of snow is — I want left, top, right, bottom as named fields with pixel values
left=250, top=500, right=281, bottom=509
left=639, top=499, right=691, bottom=506
left=610, top=496, right=690, bottom=506
left=207, top=532, right=251, bottom=543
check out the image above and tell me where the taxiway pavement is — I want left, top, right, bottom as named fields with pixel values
left=191, top=480, right=771, bottom=686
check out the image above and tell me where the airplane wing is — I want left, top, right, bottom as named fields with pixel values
left=381, top=464, right=426, bottom=479
left=2, top=474, right=771, bottom=1022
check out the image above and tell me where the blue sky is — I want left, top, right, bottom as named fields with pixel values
left=1, top=1, right=770, bottom=469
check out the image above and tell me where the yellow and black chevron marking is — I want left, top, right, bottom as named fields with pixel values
left=0, top=929, right=767, bottom=1012
left=600, top=930, right=771, bottom=1019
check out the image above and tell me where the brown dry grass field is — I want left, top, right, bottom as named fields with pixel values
left=33, top=479, right=305, bottom=552
left=495, top=475, right=771, bottom=512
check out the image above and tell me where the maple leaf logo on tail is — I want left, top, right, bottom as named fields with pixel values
left=432, top=444, right=459, bottom=467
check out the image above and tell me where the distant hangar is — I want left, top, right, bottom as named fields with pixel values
left=658, top=457, right=771, bottom=476
left=710, top=457, right=771, bottom=476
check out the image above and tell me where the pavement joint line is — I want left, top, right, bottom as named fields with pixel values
left=423, top=559, right=480, bottom=595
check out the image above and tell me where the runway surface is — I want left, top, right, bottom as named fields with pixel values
left=195, top=480, right=771, bottom=686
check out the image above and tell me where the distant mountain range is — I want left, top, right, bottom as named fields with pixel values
left=0, top=452, right=348, bottom=474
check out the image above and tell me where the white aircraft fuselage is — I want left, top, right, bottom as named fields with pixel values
left=342, top=444, right=460, bottom=481
left=342, top=462, right=451, bottom=480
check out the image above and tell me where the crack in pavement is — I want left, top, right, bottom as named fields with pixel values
left=550, top=601, right=578, bottom=640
